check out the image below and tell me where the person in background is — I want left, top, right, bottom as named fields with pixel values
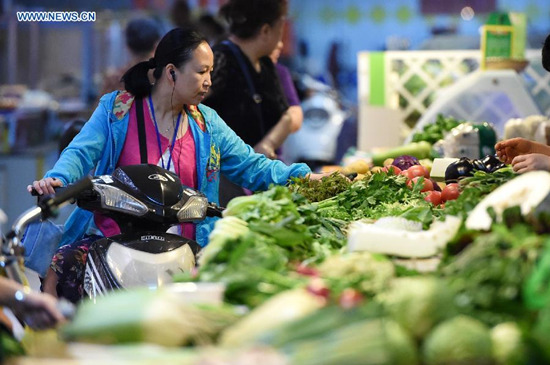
left=196, top=13, right=227, bottom=46
left=270, top=40, right=303, bottom=133
left=170, top=0, right=195, bottom=29
left=98, top=17, right=161, bottom=97
left=495, top=33, right=550, bottom=173
left=27, top=27, right=325, bottom=303
left=202, top=0, right=297, bottom=205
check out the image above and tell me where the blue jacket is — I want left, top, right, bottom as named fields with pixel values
left=46, top=91, right=311, bottom=247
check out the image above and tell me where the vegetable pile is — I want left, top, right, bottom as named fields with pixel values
left=21, top=119, right=550, bottom=365
left=313, top=171, right=435, bottom=226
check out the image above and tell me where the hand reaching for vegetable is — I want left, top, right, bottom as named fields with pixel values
left=27, top=177, right=63, bottom=195
left=511, top=153, right=550, bottom=174
left=495, top=138, right=550, bottom=164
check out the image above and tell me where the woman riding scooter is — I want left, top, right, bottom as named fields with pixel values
left=28, top=27, right=327, bottom=303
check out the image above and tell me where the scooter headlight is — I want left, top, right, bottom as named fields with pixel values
left=177, top=196, right=208, bottom=222
left=94, top=184, right=148, bottom=216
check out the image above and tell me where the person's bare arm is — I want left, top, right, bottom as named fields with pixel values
left=254, top=111, right=293, bottom=159
left=287, top=105, right=303, bottom=133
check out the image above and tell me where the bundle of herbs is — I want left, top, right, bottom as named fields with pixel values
left=289, top=172, right=352, bottom=202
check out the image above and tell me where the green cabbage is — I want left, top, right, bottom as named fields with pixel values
left=422, top=315, right=493, bottom=365
left=378, top=276, right=455, bottom=340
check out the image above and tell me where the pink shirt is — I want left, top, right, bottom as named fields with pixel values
left=94, top=99, right=198, bottom=240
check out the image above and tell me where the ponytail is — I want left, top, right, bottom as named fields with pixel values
left=121, top=58, right=155, bottom=98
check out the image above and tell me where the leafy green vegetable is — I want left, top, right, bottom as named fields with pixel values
left=177, top=230, right=303, bottom=308
left=224, top=185, right=300, bottom=223
left=314, top=172, right=435, bottom=228
left=411, top=114, right=463, bottom=145
left=222, top=186, right=347, bottom=263
left=523, top=238, right=550, bottom=310
left=289, top=172, right=352, bottom=202
left=440, top=224, right=546, bottom=325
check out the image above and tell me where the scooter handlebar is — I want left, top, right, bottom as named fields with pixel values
left=49, top=177, right=93, bottom=208
left=30, top=177, right=93, bottom=220
left=207, top=202, right=225, bottom=218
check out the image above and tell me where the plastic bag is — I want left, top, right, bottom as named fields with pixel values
left=21, top=220, right=63, bottom=277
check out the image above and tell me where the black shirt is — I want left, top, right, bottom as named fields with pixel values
left=203, top=42, right=289, bottom=147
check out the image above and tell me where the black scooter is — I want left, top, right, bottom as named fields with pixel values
left=76, top=164, right=223, bottom=300
left=30, top=164, right=222, bottom=301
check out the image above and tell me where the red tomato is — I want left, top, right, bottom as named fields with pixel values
left=407, top=176, right=434, bottom=192
left=382, top=165, right=402, bottom=175
left=424, top=190, right=442, bottom=205
left=407, top=164, right=430, bottom=179
left=441, top=183, right=460, bottom=202
left=400, top=169, right=415, bottom=180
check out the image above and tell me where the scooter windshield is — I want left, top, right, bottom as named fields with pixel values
left=105, top=242, right=195, bottom=288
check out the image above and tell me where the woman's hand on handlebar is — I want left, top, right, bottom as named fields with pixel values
left=27, top=177, right=63, bottom=196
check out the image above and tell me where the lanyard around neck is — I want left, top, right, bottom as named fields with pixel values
left=148, top=95, right=182, bottom=172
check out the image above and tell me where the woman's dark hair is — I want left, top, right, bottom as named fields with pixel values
left=219, top=0, right=287, bottom=40
left=543, top=33, right=550, bottom=72
left=122, top=27, right=207, bottom=98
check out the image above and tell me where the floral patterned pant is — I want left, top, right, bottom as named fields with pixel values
left=50, top=235, right=101, bottom=303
